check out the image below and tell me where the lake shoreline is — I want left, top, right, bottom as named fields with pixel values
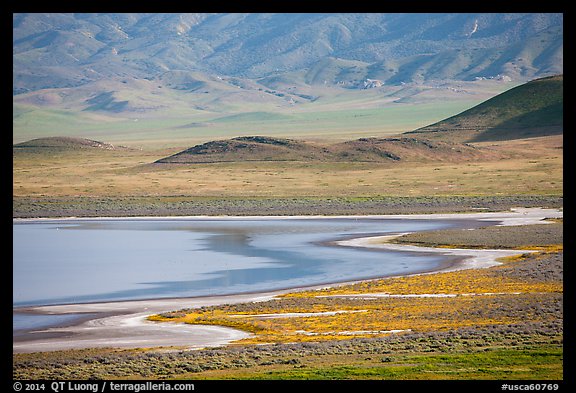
left=13, top=249, right=465, bottom=352
left=13, top=208, right=562, bottom=353
left=11, top=206, right=562, bottom=224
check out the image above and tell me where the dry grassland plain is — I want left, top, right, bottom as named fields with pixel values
left=13, top=135, right=562, bottom=210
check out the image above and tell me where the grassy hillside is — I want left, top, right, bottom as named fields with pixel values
left=407, top=75, right=563, bottom=142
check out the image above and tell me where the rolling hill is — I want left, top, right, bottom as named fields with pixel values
left=154, top=135, right=500, bottom=164
left=406, top=74, right=563, bottom=142
left=15, top=72, right=562, bottom=165
left=153, top=74, right=562, bottom=165
left=13, top=137, right=124, bottom=152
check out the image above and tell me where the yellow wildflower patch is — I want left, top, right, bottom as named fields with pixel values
left=149, top=250, right=562, bottom=344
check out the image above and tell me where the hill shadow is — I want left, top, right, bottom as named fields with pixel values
left=470, top=104, right=563, bottom=142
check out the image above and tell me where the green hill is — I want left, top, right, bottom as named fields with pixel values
left=406, top=75, right=563, bottom=142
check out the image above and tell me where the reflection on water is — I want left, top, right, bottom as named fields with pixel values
left=13, top=218, right=458, bottom=308
left=13, top=313, right=95, bottom=335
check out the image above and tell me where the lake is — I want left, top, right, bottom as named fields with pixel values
left=13, top=217, right=468, bottom=331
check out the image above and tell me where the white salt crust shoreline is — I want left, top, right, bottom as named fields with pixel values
left=13, top=207, right=562, bottom=353
left=11, top=207, right=562, bottom=225
left=336, top=233, right=538, bottom=273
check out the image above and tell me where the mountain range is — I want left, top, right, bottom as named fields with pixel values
left=13, top=13, right=563, bottom=95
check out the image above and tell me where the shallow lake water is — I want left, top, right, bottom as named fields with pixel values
left=13, top=217, right=466, bottom=331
